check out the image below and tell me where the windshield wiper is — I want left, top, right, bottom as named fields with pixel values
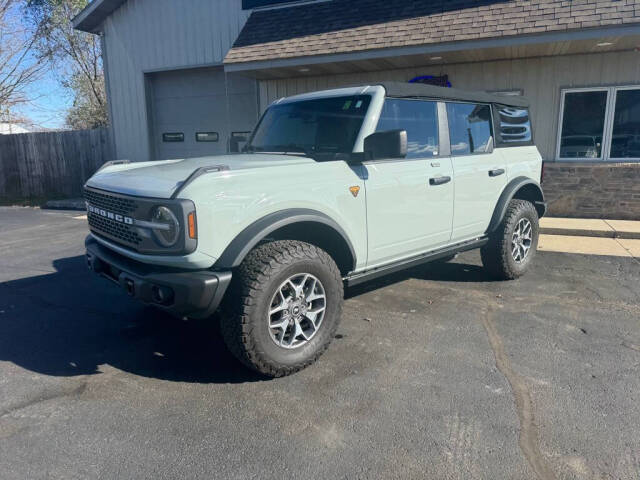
left=249, top=144, right=313, bottom=158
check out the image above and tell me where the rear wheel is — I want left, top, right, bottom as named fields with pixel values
left=220, top=240, right=344, bottom=377
left=481, top=199, right=539, bottom=280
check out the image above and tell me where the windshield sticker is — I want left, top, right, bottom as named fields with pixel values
left=355, top=100, right=363, bottom=108
left=342, top=100, right=352, bottom=110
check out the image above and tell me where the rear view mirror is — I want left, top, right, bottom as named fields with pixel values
left=364, top=130, right=407, bottom=160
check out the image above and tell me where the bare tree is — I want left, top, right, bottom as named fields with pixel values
left=0, top=0, right=44, bottom=122
left=25, top=0, right=107, bottom=129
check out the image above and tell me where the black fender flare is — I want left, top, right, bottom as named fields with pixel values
left=487, top=177, right=546, bottom=234
left=214, top=208, right=357, bottom=270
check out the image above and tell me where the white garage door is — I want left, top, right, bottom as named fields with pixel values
left=149, top=67, right=258, bottom=160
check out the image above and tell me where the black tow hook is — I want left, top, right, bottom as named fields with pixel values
left=86, top=253, right=102, bottom=273
left=124, top=279, right=135, bottom=296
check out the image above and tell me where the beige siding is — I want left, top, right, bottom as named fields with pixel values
left=103, top=0, right=250, bottom=161
left=258, top=51, right=640, bottom=161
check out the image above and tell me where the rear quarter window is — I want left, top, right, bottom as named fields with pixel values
left=495, top=104, right=533, bottom=146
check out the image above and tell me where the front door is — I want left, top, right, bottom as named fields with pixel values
left=363, top=98, right=454, bottom=268
left=446, top=102, right=507, bottom=241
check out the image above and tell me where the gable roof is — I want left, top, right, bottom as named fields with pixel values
left=225, top=0, right=640, bottom=64
left=73, top=0, right=127, bottom=33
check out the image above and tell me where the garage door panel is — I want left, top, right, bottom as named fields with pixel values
left=152, top=68, right=227, bottom=98
left=225, top=73, right=259, bottom=96
left=149, top=67, right=258, bottom=160
left=154, top=96, right=228, bottom=125
left=227, top=93, right=260, bottom=131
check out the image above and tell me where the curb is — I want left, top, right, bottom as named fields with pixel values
left=540, top=227, right=640, bottom=240
left=43, top=199, right=86, bottom=211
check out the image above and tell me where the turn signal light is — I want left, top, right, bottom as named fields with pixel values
left=188, top=211, right=197, bottom=239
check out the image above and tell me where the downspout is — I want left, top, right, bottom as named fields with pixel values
left=100, top=30, right=118, bottom=161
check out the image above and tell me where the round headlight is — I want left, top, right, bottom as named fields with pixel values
left=151, top=206, right=180, bottom=247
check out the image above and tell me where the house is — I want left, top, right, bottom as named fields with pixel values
left=73, top=0, right=640, bottom=219
left=0, top=123, right=30, bottom=135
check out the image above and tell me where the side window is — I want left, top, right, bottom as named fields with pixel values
left=446, top=103, right=493, bottom=155
left=376, top=99, right=439, bottom=158
left=497, top=105, right=532, bottom=144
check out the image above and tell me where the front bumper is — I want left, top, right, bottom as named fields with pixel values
left=85, top=236, right=231, bottom=319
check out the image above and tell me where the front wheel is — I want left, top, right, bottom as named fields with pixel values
left=220, top=240, right=344, bottom=377
left=481, top=199, right=539, bottom=280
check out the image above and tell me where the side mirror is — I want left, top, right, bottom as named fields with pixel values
left=230, top=132, right=250, bottom=153
left=363, top=130, right=408, bottom=161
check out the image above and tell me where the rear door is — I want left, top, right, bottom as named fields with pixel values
left=363, top=98, right=454, bottom=268
left=446, top=102, right=507, bottom=241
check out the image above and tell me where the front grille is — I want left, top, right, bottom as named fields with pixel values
left=84, top=187, right=141, bottom=249
left=84, top=188, right=137, bottom=216
left=88, top=213, right=142, bottom=247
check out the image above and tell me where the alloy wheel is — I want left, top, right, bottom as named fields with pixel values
left=267, top=273, right=326, bottom=349
left=511, top=218, right=532, bottom=263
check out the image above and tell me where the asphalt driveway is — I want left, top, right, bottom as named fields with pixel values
left=1, top=207, right=639, bottom=479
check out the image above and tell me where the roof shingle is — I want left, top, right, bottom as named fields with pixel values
left=225, top=0, right=640, bottom=64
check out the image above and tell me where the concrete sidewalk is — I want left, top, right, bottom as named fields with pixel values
left=540, top=217, right=640, bottom=239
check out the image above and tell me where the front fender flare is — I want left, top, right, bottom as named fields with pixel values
left=214, top=208, right=357, bottom=270
left=487, top=177, right=546, bottom=234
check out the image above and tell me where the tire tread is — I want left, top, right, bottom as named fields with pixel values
left=220, top=240, right=343, bottom=377
left=481, top=199, right=538, bottom=280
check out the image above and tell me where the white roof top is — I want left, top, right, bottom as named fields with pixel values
left=0, top=123, right=30, bottom=134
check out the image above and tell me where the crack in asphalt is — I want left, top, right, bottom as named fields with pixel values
left=482, top=307, right=556, bottom=480
left=0, top=382, right=87, bottom=419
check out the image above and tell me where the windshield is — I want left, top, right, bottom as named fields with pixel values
left=246, top=95, right=372, bottom=158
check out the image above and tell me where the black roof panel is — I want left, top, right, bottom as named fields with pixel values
left=379, top=82, right=530, bottom=107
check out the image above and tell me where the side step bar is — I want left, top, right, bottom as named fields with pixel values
left=344, top=237, right=488, bottom=287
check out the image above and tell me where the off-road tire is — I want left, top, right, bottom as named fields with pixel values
left=481, top=199, right=539, bottom=280
left=220, top=240, right=344, bottom=377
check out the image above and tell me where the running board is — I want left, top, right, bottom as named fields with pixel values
left=344, top=237, right=488, bottom=287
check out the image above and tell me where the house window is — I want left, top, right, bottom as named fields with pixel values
left=376, top=99, right=439, bottom=158
left=557, top=86, right=640, bottom=161
left=558, top=89, right=608, bottom=159
left=610, top=88, right=640, bottom=160
left=446, top=103, right=493, bottom=155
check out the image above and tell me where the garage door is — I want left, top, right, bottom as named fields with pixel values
left=149, top=67, right=258, bottom=160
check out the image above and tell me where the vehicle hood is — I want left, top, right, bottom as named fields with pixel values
left=85, top=153, right=315, bottom=198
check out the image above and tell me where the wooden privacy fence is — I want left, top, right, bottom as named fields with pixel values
left=0, top=128, right=115, bottom=201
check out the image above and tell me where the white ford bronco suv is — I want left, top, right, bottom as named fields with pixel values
left=85, top=82, right=546, bottom=376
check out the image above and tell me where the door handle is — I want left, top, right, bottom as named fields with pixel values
left=489, top=168, right=505, bottom=177
left=429, top=176, right=451, bottom=186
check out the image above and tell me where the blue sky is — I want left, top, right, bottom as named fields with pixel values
left=17, top=67, right=71, bottom=130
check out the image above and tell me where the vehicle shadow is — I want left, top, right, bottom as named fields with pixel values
left=0, top=254, right=496, bottom=384
left=346, top=256, right=497, bottom=299
left=0, top=255, right=264, bottom=384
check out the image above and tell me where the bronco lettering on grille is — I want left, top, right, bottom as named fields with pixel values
left=87, top=204, right=134, bottom=224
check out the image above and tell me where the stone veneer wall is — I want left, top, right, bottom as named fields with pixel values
left=542, top=162, right=640, bottom=220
